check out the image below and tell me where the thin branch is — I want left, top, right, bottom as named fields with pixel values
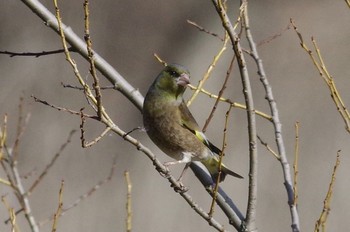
left=1, top=196, right=19, bottom=232
left=27, top=130, right=76, bottom=196
left=51, top=180, right=64, bottom=232
left=32, top=95, right=97, bottom=119
left=211, top=1, right=258, bottom=230
left=187, top=33, right=229, bottom=106
left=257, top=135, right=280, bottom=160
left=187, top=84, right=272, bottom=121
left=124, top=171, right=132, bottom=232
left=203, top=55, right=235, bottom=132
left=0, top=47, right=75, bottom=57
left=39, top=155, right=117, bottom=227
left=293, top=122, right=300, bottom=206
left=209, top=104, right=234, bottom=217
left=187, top=19, right=224, bottom=41
left=83, top=0, right=103, bottom=119
left=291, top=19, right=350, bottom=133
left=314, top=151, right=341, bottom=232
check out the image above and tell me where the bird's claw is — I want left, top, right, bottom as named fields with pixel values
left=156, top=165, right=170, bottom=178
left=171, top=181, right=189, bottom=193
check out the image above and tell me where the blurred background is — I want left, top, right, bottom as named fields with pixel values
left=0, top=0, right=349, bottom=231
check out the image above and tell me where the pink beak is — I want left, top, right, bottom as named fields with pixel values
left=177, top=73, right=190, bottom=87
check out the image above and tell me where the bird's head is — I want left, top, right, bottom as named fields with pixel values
left=155, top=64, right=190, bottom=99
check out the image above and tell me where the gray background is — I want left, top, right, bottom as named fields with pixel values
left=1, top=0, right=349, bottom=231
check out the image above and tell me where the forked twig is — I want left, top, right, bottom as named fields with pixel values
left=314, top=151, right=341, bottom=232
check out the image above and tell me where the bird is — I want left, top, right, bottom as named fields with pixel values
left=143, top=63, right=243, bottom=182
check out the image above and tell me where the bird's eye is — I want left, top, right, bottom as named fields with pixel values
left=169, top=70, right=179, bottom=77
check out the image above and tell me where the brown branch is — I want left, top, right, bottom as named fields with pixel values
left=0, top=47, right=75, bottom=57
left=203, top=55, right=235, bottom=132
left=124, top=171, right=132, bottom=232
left=314, top=151, right=341, bottom=232
left=293, top=122, right=300, bottom=206
left=27, top=130, right=76, bottom=196
left=187, top=19, right=224, bottom=41
left=51, top=180, right=64, bottom=232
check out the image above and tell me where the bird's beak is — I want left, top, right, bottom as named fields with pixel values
left=176, top=73, right=190, bottom=87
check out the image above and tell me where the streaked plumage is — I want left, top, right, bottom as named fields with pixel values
left=143, top=64, right=242, bottom=182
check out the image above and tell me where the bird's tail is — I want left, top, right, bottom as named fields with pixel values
left=202, top=157, right=243, bottom=182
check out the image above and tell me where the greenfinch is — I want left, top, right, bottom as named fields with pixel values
left=143, top=64, right=243, bottom=182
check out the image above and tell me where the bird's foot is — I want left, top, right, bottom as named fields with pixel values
left=156, top=164, right=170, bottom=178
left=171, top=181, right=189, bottom=193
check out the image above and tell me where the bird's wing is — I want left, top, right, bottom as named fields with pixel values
left=179, top=101, right=222, bottom=155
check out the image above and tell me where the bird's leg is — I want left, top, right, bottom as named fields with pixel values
left=177, top=163, right=190, bottom=182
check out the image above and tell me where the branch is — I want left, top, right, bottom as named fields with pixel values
left=211, top=1, right=258, bottom=230
left=243, top=2, right=300, bottom=232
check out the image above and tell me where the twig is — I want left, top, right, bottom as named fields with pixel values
left=256, top=22, right=292, bottom=47
left=314, top=151, right=341, bottom=232
left=257, top=135, right=280, bottom=160
left=0, top=114, right=8, bottom=161
left=345, top=0, right=350, bottom=8
left=291, top=19, right=350, bottom=133
left=83, top=0, right=103, bottom=119
left=187, top=19, right=224, bottom=41
left=293, top=122, right=300, bottom=206
left=39, top=155, right=117, bottom=227
left=1, top=196, right=19, bottom=232
left=27, top=130, right=76, bottom=196
left=124, top=171, right=132, bottom=232
left=0, top=47, right=75, bottom=57
left=61, top=82, right=116, bottom=90
left=12, top=97, right=31, bottom=162
left=32, top=95, right=97, bottom=119
left=203, top=55, right=235, bottom=132
left=209, top=104, right=233, bottom=217
left=153, top=53, right=167, bottom=66
left=187, top=84, right=272, bottom=121
left=51, top=180, right=64, bottom=232
left=187, top=33, right=229, bottom=106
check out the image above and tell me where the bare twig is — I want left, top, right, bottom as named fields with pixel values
left=256, top=22, right=292, bottom=47
left=83, top=0, right=103, bottom=119
left=27, top=130, right=76, bottom=196
left=314, top=151, right=341, bottom=232
left=124, top=171, right=132, bottom=232
left=209, top=104, right=233, bottom=217
left=291, top=19, right=350, bottom=133
left=32, top=95, right=97, bottom=119
left=39, top=155, right=117, bottom=227
left=51, top=180, right=64, bottom=232
left=293, top=122, right=300, bottom=206
left=203, top=55, right=235, bottom=132
left=257, top=135, right=280, bottom=160
left=153, top=53, right=167, bottom=66
left=187, top=33, right=229, bottom=106
left=187, top=19, right=224, bottom=41
left=187, top=84, right=272, bottom=121
left=2, top=196, right=19, bottom=232
left=61, top=82, right=116, bottom=90
left=0, top=47, right=75, bottom=57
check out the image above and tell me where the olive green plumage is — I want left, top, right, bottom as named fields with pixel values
left=143, top=64, right=242, bottom=182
